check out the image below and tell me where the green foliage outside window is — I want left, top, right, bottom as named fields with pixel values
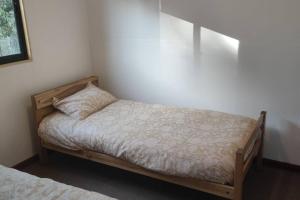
left=0, top=0, right=20, bottom=57
left=0, top=0, right=15, bottom=38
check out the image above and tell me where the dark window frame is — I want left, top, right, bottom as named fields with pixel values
left=0, top=0, right=29, bottom=65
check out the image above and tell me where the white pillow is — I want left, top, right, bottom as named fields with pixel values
left=53, top=82, right=117, bottom=120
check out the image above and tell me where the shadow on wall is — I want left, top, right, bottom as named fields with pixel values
left=266, top=119, right=300, bottom=165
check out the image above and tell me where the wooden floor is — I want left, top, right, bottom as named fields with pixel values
left=21, top=153, right=300, bottom=200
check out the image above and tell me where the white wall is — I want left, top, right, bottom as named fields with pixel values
left=88, top=0, right=300, bottom=165
left=0, top=0, right=92, bottom=166
left=1, top=0, right=298, bottom=167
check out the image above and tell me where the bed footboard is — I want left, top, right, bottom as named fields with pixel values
left=233, top=111, right=266, bottom=200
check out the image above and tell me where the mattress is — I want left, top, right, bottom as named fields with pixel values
left=0, top=165, right=115, bottom=200
left=39, top=100, right=257, bottom=185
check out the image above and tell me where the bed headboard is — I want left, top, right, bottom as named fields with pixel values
left=31, top=76, right=98, bottom=127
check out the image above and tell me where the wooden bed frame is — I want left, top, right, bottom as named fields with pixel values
left=31, top=76, right=266, bottom=200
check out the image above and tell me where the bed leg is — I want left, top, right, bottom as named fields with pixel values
left=233, top=187, right=243, bottom=200
left=256, top=111, right=266, bottom=170
left=37, top=138, right=48, bottom=164
left=256, top=146, right=263, bottom=170
left=38, top=146, right=48, bottom=164
left=234, top=149, right=244, bottom=200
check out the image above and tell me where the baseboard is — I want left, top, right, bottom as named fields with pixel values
left=263, top=158, right=300, bottom=171
left=13, top=154, right=39, bottom=170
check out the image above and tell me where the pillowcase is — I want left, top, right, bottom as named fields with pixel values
left=53, top=82, right=117, bottom=120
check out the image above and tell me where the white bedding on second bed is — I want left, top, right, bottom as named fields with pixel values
left=39, top=100, right=257, bottom=185
left=0, top=165, right=115, bottom=200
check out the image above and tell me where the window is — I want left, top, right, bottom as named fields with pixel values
left=0, top=0, right=30, bottom=65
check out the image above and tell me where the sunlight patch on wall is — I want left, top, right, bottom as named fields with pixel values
left=159, top=12, right=194, bottom=94
left=160, top=12, right=194, bottom=51
left=200, top=27, right=240, bottom=56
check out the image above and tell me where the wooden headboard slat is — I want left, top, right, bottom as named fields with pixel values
left=32, top=76, right=98, bottom=110
left=31, top=76, right=98, bottom=127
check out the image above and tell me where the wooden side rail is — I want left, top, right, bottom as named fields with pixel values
left=42, top=141, right=236, bottom=199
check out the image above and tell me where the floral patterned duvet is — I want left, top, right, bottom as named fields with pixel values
left=39, top=100, right=257, bottom=185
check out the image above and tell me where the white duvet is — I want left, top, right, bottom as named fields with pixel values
left=39, top=100, right=257, bottom=185
left=0, top=165, right=115, bottom=200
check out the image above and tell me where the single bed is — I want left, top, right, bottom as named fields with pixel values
left=31, top=76, right=266, bottom=200
left=0, top=165, right=116, bottom=200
